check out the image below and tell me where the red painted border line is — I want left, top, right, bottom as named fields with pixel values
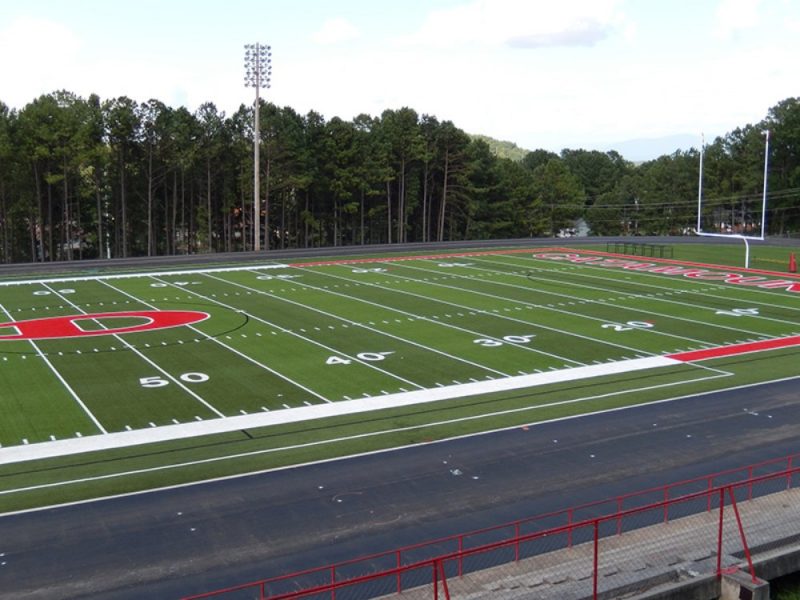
left=669, top=336, right=800, bottom=362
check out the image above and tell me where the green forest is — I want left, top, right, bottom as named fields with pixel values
left=0, top=93, right=798, bottom=262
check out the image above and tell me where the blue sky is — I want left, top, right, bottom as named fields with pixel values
left=1, top=0, right=798, bottom=158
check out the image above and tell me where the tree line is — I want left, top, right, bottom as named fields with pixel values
left=0, top=92, right=798, bottom=263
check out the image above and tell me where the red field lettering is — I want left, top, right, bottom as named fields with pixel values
left=0, top=310, right=209, bottom=341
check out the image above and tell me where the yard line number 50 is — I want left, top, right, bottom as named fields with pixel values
left=140, top=372, right=210, bottom=388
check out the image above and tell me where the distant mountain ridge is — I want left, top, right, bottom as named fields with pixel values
left=469, top=134, right=529, bottom=162
left=472, top=132, right=703, bottom=163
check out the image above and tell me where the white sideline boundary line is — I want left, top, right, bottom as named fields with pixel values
left=0, top=263, right=290, bottom=287
left=0, top=356, right=678, bottom=465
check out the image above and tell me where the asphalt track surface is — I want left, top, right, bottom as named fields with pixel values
left=0, top=238, right=798, bottom=599
left=1, top=378, right=799, bottom=599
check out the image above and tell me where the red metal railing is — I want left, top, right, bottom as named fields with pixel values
left=185, top=454, right=799, bottom=600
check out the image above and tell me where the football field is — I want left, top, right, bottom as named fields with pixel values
left=1, top=246, right=799, bottom=511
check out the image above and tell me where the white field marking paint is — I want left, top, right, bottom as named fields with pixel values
left=0, top=355, right=679, bottom=466
left=321, top=264, right=644, bottom=361
left=99, top=279, right=332, bottom=404
left=266, top=267, right=564, bottom=370
left=210, top=270, right=513, bottom=378
left=476, top=256, right=799, bottom=332
left=521, top=252, right=800, bottom=308
left=144, top=281, right=420, bottom=395
left=0, top=365, right=744, bottom=510
left=396, top=261, right=716, bottom=349
left=510, top=254, right=800, bottom=319
left=142, top=278, right=425, bottom=392
left=43, top=284, right=227, bottom=419
left=0, top=302, right=108, bottom=434
left=384, top=265, right=692, bottom=355
left=0, top=263, right=291, bottom=288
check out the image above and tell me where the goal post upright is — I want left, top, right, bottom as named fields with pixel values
left=695, top=130, right=770, bottom=269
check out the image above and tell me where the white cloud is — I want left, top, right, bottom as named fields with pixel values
left=311, top=17, right=360, bottom=45
left=713, top=0, right=763, bottom=39
left=401, top=0, right=626, bottom=48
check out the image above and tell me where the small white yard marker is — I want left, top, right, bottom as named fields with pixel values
left=22, top=438, right=29, bottom=445
left=172, top=418, right=180, bottom=424
left=343, top=395, right=352, bottom=400
left=261, top=406, right=269, bottom=412
left=75, top=432, right=82, bottom=438
left=49, top=435, right=56, bottom=441
left=239, top=409, right=247, bottom=415
left=194, top=416, right=202, bottom=421
left=282, top=403, right=291, bottom=409
left=149, top=422, right=156, bottom=428
left=303, top=400, right=313, bottom=406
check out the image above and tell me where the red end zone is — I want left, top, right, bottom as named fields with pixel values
left=0, top=310, right=209, bottom=341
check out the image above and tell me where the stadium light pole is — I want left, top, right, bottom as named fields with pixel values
left=697, top=133, right=704, bottom=234
left=761, top=129, right=770, bottom=239
left=244, top=43, right=272, bottom=251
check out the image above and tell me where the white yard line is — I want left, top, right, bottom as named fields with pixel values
left=145, top=276, right=421, bottom=393
left=387, top=261, right=719, bottom=350
left=0, top=302, right=108, bottom=434
left=0, top=355, right=680, bottom=466
left=204, top=271, right=515, bottom=377
left=519, top=253, right=800, bottom=310
left=101, top=278, right=334, bottom=403
left=315, top=265, right=660, bottom=358
left=42, top=284, right=228, bottom=419
left=0, top=264, right=290, bottom=287
left=478, top=255, right=799, bottom=332
left=282, top=268, right=587, bottom=367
